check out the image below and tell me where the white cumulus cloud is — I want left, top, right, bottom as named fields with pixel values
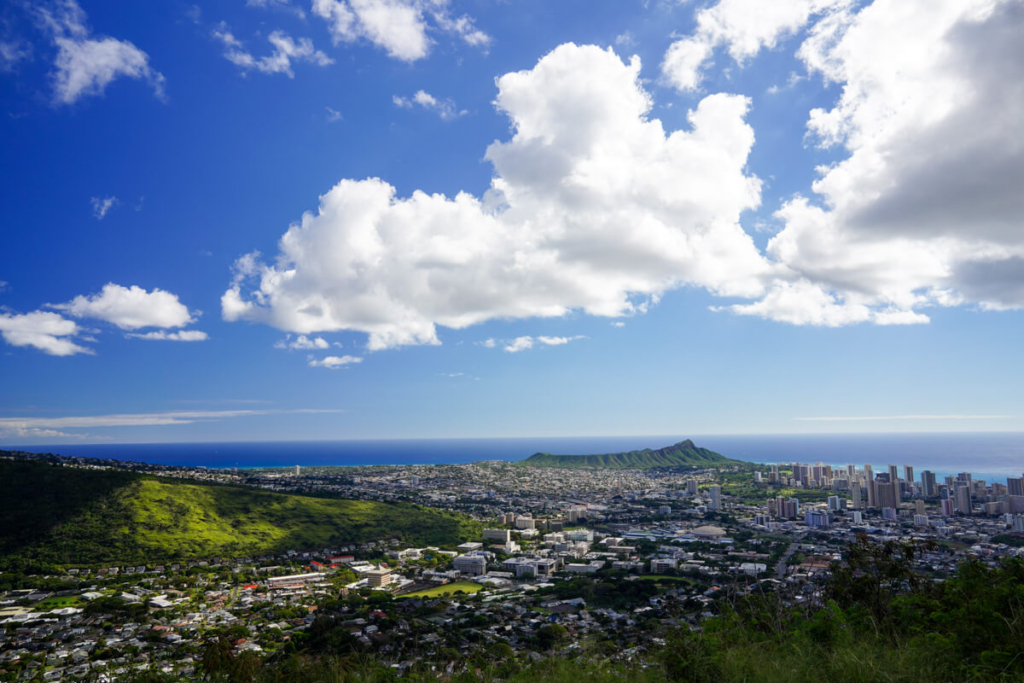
left=53, top=283, right=197, bottom=330
left=0, top=310, right=92, bottom=356
left=730, top=0, right=1024, bottom=324
left=40, top=0, right=165, bottom=105
left=661, top=0, right=850, bottom=92
left=222, top=43, right=769, bottom=349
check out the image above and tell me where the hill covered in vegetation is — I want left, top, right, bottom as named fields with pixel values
left=0, top=459, right=479, bottom=568
left=520, top=440, right=733, bottom=469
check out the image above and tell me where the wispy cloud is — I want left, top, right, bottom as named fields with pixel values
left=213, top=24, right=332, bottom=77
left=308, top=355, right=362, bottom=368
left=502, top=335, right=586, bottom=353
left=126, top=330, right=208, bottom=341
left=40, top=0, right=165, bottom=105
left=275, top=334, right=329, bottom=350
left=392, top=90, right=465, bottom=120
left=795, top=414, right=1014, bottom=422
left=0, top=408, right=343, bottom=430
left=91, top=196, right=118, bottom=219
left=0, top=408, right=345, bottom=438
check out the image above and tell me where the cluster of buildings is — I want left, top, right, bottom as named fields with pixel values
left=4, top=452, right=1024, bottom=681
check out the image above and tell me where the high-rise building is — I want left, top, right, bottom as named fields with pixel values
left=941, top=498, right=955, bottom=516
left=686, top=479, right=699, bottom=495
left=867, top=477, right=878, bottom=509
left=806, top=510, right=830, bottom=528
left=904, top=466, right=914, bottom=488
left=1014, top=515, right=1024, bottom=534
left=888, top=464, right=899, bottom=484
left=1008, top=477, right=1024, bottom=498
left=828, top=495, right=842, bottom=511
left=294, top=465, right=301, bottom=476
left=709, top=485, right=722, bottom=512
left=852, top=511, right=863, bottom=524
left=864, top=465, right=875, bottom=507
left=955, top=484, right=973, bottom=515
left=851, top=483, right=862, bottom=510
left=877, top=481, right=898, bottom=510
left=915, top=500, right=926, bottom=515
left=921, top=470, right=937, bottom=497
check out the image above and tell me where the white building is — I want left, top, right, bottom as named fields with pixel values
left=453, top=554, right=488, bottom=576
left=709, top=485, right=722, bottom=511
left=515, top=516, right=536, bottom=530
left=650, top=558, right=677, bottom=573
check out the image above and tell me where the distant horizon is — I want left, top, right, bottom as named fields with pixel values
left=9, top=432, right=1024, bottom=484
left=2, top=428, right=1023, bottom=447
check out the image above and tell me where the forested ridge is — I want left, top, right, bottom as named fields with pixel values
left=0, top=459, right=479, bottom=568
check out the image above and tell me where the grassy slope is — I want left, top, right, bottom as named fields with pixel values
left=0, top=460, right=480, bottom=567
left=398, top=581, right=482, bottom=598
left=520, top=440, right=733, bottom=469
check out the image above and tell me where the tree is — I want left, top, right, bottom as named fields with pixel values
left=535, top=624, right=567, bottom=651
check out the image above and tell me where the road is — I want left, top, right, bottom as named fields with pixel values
left=774, top=543, right=797, bottom=580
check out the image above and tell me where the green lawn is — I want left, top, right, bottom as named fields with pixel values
left=398, top=581, right=482, bottom=598
left=36, top=596, right=80, bottom=610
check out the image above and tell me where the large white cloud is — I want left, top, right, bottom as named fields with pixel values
left=223, top=43, right=770, bottom=349
left=40, top=0, right=165, bottom=105
left=53, top=283, right=197, bottom=330
left=731, top=0, right=1024, bottom=323
left=0, top=310, right=91, bottom=356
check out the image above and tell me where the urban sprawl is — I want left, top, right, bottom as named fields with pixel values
left=3, top=454, right=1024, bottom=681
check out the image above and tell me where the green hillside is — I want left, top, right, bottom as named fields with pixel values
left=0, top=459, right=479, bottom=567
left=520, top=439, right=733, bottom=469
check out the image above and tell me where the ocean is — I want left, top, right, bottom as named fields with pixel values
left=12, top=432, right=1024, bottom=484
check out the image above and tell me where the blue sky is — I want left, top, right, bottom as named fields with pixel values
left=1, top=0, right=1022, bottom=443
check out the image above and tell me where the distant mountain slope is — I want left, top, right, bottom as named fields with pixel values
left=520, top=439, right=733, bottom=469
left=0, top=458, right=479, bottom=567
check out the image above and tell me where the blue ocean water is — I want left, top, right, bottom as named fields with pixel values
left=14, top=432, right=1024, bottom=484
